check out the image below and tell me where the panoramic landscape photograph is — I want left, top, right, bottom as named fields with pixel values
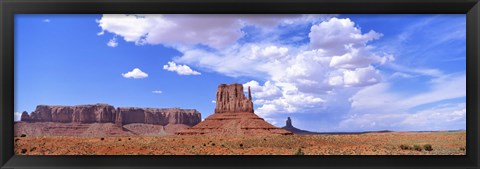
left=14, top=14, right=466, bottom=155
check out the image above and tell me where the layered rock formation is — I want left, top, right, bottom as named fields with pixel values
left=20, top=104, right=201, bottom=127
left=177, top=84, right=292, bottom=135
left=215, top=84, right=254, bottom=114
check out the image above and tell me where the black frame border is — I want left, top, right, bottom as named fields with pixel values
left=1, top=0, right=479, bottom=169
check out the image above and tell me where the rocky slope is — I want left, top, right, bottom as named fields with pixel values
left=177, top=84, right=292, bottom=135
left=16, top=104, right=201, bottom=136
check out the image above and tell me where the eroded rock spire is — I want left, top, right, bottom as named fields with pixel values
left=214, top=84, right=254, bottom=113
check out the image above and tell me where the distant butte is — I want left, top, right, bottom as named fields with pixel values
left=15, top=104, right=201, bottom=136
left=281, top=117, right=315, bottom=134
left=176, top=83, right=292, bottom=135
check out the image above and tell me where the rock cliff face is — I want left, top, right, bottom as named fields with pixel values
left=20, top=111, right=31, bottom=122
left=177, top=83, right=292, bottom=135
left=214, top=84, right=254, bottom=114
left=21, top=104, right=201, bottom=127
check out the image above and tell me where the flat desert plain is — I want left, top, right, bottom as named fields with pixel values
left=14, top=131, right=465, bottom=155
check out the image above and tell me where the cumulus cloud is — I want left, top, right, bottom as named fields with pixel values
left=211, top=100, right=216, bottom=104
left=309, top=18, right=383, bottom=56
left=163, top=62, right=201, bottom=75
left=43, top=19, right=51, bottom=23
left=172, top=17, right=393, bottom=116
left=152, top=90, right=162, bottom=94
left=121, top=68, right=148, bottom=79
left=243, top=80, right=282, bottom=99
left=107, top=37, right=118, bottom=47
left=97, top=14, right=333, bottom=49
left=97, top=15, right=464, bottom=131
left=342, top=66, right=381, bottom=87
left=101, top=15, right=392, bottom=119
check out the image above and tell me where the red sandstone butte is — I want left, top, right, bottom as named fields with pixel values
left=176, top=83, right=292, bottom=135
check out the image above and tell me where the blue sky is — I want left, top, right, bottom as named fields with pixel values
left=14, top=14, right=466, bottom=132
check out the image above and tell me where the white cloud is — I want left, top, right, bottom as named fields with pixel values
left=342, top=66, right=381, bottom=87
left=400, top=73, right=465, bottom=108
left=348, top=83, right=399, bottom=113
left=329, top=47, right=393, bottom=69
left=330, top=69, right=466, bottom=131
left=401, top=103, right=466, bottom=129
left=243, top=80, right=282, bottom=99
left=338, top=103, right=466, bottom=131
left=97, top=15, right=465, bottom=131
left=121, top=68, right=148, bottom=79
left=14, top=112, right=22, bottom=122
left=107, top=37, right=118, bottom=47
left=171, top=17, right=393, bottom=118
left=97, top=14, right=333, bottom=49
left=211, top=100, right=216, bottom=104
left=388, top=63, right=443, bottom=77
left=152, top=90, right=162, bottom=94
left=97, top=15, right=162, bottom=44
left=163, top=62, right=201, bottom=75
left=249, top=81, right=326, bottom=117
left=260, top=46, right=289, bottom=59
left=348, top=73, right=465, bottom=115
left=309, top=18, right=382, bottom=56
left=43, top=19, right=50, bottom=23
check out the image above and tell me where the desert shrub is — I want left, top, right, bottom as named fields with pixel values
left=211, top=143, right=216, bottom=146
left=295, top=148, right=305, bottom=155
left=100, top=138, right=104, bottom=141
left=30, top=147, right=37, bottom=152
left=423, top=144, right=433, bottom=151
left=239, top=144, right=244, bottom=148
left=21, top=149, right=27, bottom=154
left=20, top=134, right=26, bottom=137
left=460, top=147, right=466, bottom=151
left=400, top=144, right=411, bottom=150
left=413, top=145, right=422, bottom=151
left=118, top=139, right=122, bottom=141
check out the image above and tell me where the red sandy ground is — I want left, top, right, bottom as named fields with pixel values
left=14, top=131, right=465, bottom=155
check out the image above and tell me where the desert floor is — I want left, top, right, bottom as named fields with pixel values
left=14, top=131, right=465, bottom=155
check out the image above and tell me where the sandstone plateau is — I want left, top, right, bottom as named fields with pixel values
left=176, top=84, right=292, bottom=135
left=16, top=104, right=201, bottom=136
left=21, top=104, right=200, bottom=126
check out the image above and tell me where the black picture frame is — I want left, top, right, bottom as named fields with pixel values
left=1, top=0, right=479, bottom=168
